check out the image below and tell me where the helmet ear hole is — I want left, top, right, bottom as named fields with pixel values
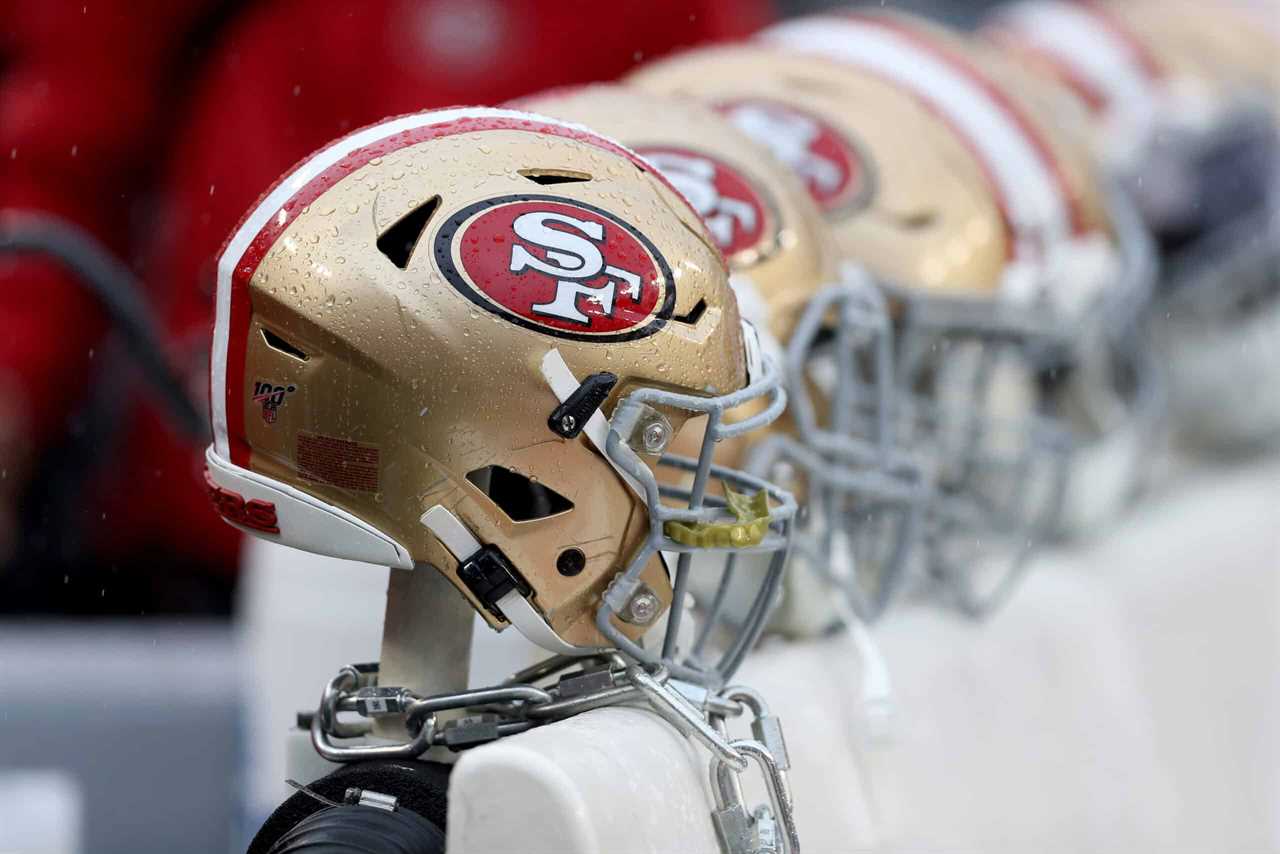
left=895, top=210, right=938, bottom=230
left=465, top=465, right=574, bottom=522
left=377, top=195, right=441, bottom=269
left=556, top=548, right=587, bottom=576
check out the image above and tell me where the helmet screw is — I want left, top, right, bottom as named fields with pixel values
left=641, top=421, right=669, bottom=454
left=556, top=548, right=586, bottom=577
left=559, top=414, right=577, bottom=434
left=622, top=587, right=660, bottom=625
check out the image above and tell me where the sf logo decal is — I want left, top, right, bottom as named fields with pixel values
left=508, top=210, right=643, bottom=325
left=718, top=99, right=872, bottom=217
left=635, top=147, right=772, bottom=259
left=438, top=195, right=675, bottom=342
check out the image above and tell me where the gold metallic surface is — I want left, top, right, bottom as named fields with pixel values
left=518, top=84, right=843, bottom=344
left=240, top=125, right=751, bottom=646
left=519, top=84, right=848, bottom=474
left=1098, top=0, right=1279, bottom=96
left=886, top=12, right=1116, bottom=240
left=632, top=14, right=1118, bottom=302
left=631, top=44, right=1015, bottom=297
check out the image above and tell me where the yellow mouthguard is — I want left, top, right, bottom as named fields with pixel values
left=664, top=487, right=772, bottom=549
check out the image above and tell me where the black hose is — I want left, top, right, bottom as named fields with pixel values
left=0, top=213, right=208, bottom=441
left=249, top=760, right=452, bottom=854
left=267, top=805, right=445, bottom=854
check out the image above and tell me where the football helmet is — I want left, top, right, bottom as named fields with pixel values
left=203, top=106, right=797, bottom=687
left=516, top=84, right=927, bottom=629
left=633, top=11, right=1157, bottom=613
left=985, top=0, right=1280, bottom=450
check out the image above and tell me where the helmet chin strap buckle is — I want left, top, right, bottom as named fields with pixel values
left=420, top=505, right=605, bottom=658
left=455, top=543, right=531, bottom=622
left=838, top=605, right=895, bottom=743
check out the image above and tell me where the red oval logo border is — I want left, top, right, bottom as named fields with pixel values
left=632, top=145, right=781, bottom=264
left=435, top=194, right=677, bottom=343
left=716, top=98, right=877, bottom=220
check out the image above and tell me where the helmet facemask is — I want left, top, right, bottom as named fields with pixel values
left=744, top=267, right=928, bottom=626
left=590, top=348, right=798, bottom=688
left=1040, top=185, right=1167, bottom=535
left=887, top=198, right=1159, bottom=611
left=890, top=303, right=1073, bottom=616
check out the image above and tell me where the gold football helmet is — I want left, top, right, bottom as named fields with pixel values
left=203, top=106, right=797, bottom=686
left=985, top=0, right=1280, bottom=450
left=516, top=84, right=927, bottom=629
left=633, top=10, right=1157, bottom=614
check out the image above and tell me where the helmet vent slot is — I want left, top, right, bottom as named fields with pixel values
left=518, top=169, right=593, bottom=186
left=897, top=211, right=938, bottom=230
left=780, top=74, right=852, bottom=98
left=670, top=298, right=707, bottom=326
left=261, top=327, right=310, bottom=362
left=465, top=465, right=574, bottom=522
left=377, top=195, right=441, bottom=269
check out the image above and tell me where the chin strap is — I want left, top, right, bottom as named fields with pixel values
left=420, top=504, right=603, bottom=658
left=835, top=601, right=895, bottom=743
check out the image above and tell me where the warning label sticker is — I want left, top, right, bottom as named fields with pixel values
left=297, top=433, right=381, bottom=492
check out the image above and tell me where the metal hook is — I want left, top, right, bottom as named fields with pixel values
left=709, top=738, right=801, bottom=854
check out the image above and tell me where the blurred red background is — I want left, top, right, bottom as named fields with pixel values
left=0, top=0, right=775, bottom=614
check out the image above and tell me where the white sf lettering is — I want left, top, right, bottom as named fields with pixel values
left=645, top=151, right=758, bottom=249
left=509, top=211, right=642, bottom=325
left=727, top=105, right=842, bottom=195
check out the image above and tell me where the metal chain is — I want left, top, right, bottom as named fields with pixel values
left=305, top=654, right=801, bottom=853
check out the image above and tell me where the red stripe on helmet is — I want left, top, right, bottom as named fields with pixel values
left=1076, top=0, right=1167, bottom=82
left=839, top=12, right=1088, bottom=236
left=984, top=24, right=1110, bottom=115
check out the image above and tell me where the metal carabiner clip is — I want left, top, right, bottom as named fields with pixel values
left=309, top=666, right=436, bottom=762
left=719, top=685, right=791, bottom=771
left=710, top=738, right=801, bottom=854
left=627, top=665, right=748, bottom=772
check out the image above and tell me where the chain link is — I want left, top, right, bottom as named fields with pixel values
left=306, top=654, right=799, bottom=853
